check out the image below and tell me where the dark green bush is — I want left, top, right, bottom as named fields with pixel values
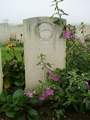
left=0, top=89, right=39, bottom=120
left=2, top=45, right=25, bottom=93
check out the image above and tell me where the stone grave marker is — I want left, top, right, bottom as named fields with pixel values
left=0, top=48, right=3, bottom=93
left=23, top=17, right=66, bottom=89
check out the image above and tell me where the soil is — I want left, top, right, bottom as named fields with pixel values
left=1, top=112, right=90, bottom=120
left=64, top=112, right=90, bottom=120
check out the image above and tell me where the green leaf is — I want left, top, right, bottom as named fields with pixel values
left=5, top=110, right=16, bottom=118
left=16, top=112, right=25, bottom=120
left=13, top=89, right=24, bottom=99
left=12, top=89, right=26, bottom=105
left=0, top=92, right=7, bottom=103
left=30, top=97, right=38, bottom=105
left=29, top=109, right=38, bottom=116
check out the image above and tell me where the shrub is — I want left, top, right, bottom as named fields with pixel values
left=36, top=40, right=90, bottom=119
left=2, top=43, right=25, bottom=93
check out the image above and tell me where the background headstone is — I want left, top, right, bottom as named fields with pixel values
left=0, top=48, right=3, bottom=93
left=23, top=17, right=66, bottom=89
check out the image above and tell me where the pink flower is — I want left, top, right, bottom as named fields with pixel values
left=39, top=95, right=46, bottom=101
left=44, top=88, right=54, bottom=96
left=47, top=69, right=60, bottom=81
left=47, top=69, right=53, bottom=75
left=24, top=90, right=36, bottom=98
left=63, top=31, right=73, bottom=39
left=49, top=74, right=60, bottom=81
left=39, top=88, right=54, bottom=101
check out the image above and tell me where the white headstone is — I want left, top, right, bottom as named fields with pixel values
left=0, top=49, right=3, bottom=93
left=23, top=17, right=66, bottom=89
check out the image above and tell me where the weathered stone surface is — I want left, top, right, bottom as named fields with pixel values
left=23, top=17, right=66, bottom=89
left=0, top=49, right=3, bottom=93
left=0, top=23, right=23, bottom=42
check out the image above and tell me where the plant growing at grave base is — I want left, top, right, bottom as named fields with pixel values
left=0, top=89, right=39, bottom=120
left=2, top=42, right=25, bottom=93
left=35, top=40, right=90, bottom=119
left=0, top=39, right=90, bottom=120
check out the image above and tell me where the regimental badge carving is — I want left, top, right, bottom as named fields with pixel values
left=38, top=23, right=53, bottom=41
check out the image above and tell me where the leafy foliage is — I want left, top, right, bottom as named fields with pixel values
left=0, top=89, right=39, bottom=120
left=1, top=39, right=90, bottom=119
left=2, top=43, right=25, bottom=93
left=66, top=40, right=90, bottom=74
left=37, top=40, right=90, bottom=119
